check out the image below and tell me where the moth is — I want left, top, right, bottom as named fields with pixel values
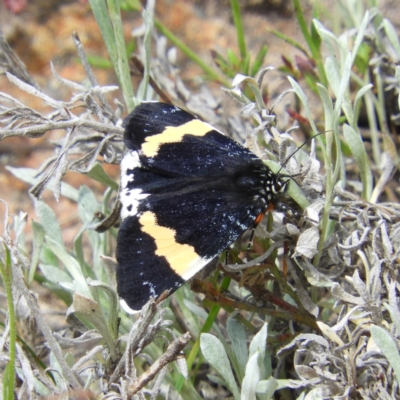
left=116, top=102, right=294, bottom=312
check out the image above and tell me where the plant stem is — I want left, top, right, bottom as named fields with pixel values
left=0, top=245, right=16, bottom=400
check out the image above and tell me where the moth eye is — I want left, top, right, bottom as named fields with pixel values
left=274, top=179, right=288, bottom=193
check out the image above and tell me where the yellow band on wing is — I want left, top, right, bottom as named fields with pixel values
left=141, top=120, right=213, bottom=157
left=139, top=211, right=200, bottom=276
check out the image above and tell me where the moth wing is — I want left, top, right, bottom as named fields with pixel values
left=116, top=187, right=264, bottom=312
left=117, top=102, right=267, bottom=312
left=123, top=102, right=264, bottom=177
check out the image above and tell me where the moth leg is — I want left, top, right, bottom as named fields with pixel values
left=239, top=210, right=266, bottom=264
left=247, top=210, right=267, bottom=252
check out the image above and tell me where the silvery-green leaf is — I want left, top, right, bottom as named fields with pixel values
left=397, top=66, right=400, bottom=110
left=324, top=57, right=340, bottom=98
left=295, top=365, right=319, bottom=381
left=71, top=293, right=117, bottom=359
left=352, top=269, right=368, bottom=298
left=287, top=77, right=319, bottom=135
left=383, top=18, right=400, bottom=59
left=334, top=52, right=352, bottom=121
left=65, top=352, right=74, bottom=368
left=316, top=84, right=333, bottom=131
left=182, top=298, right=208, bottom=338
left=74, top=227, right=86, bottom=270
left=87, top=279, right=119, bottom=339
left=227, top=317, right=248, bottom=378
left=28, top=220, right=45, bottom=284
left=396, top=65, right=400, bottom=85
left=208, top=374, right=228, bottom=387
left=351, top=11, right=370, bottom=64
left=385, top=279, right=400, bottom=333
left=176, top=356, right=188, bottom=379
left=256, top=377, right=279, bottom=399
left=329, top=305, right=364, bottom=332
left=232, top=74, right=258, bottom=88
left=313, top=19, right=341, bottom=56
left=57, top=282, right=76, bottom=292
left=293, top=227, right=320, bottom=259
left=49, top=352, right=68, bottom=391
left=370, top=325, right=400, bottom=380
left=184, top=299, right=208, bottom=320
left=39, top=263, right=72, bottom=284
left=78, top=185, right=101, bottom=225
left=100, top=255, right=118, bottom=292
left=331, top=282, right=363, bottom=305
left=343, top=124, right=372, bottom=200
left=136, top=0, right=154, bottom=102
left=353, top=84, right=373, bottom=128
left=249, top=323, right=268, bottom=360
left=200, top=333, right=240, bottom=400
left=86, top=162, right=118, bottom=191
left=249, top=323, right=268, bottom=380
left=317, top=321, right=344, bottom=346
left=32, top=375, right=52, bottom=397
left=36, top=200, right=63, bottom=246
left=6, top=167, right=78, bottom=201
left=241, top=352, right=260, bottom=400
left=45, top=236, right=90, bottom=297
left=14, top=211, right=27, bottom=241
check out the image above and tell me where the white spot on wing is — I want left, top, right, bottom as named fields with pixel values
left=120, top=188, right=149, bottom=220
left=120, top=150, right=150, bottom=220
left=120, top=151, right=140, bottom=188
left=120, top=299, right=140, bottom=314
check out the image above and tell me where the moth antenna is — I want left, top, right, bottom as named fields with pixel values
left=276, top=130, right=329, bottom=178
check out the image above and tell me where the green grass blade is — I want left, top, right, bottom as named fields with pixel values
left=251, top=45, right=268, bottom=77
left=268, top=29, right=310, bottom=56
left=89, top=0, right=135, bottom=110
left=292, top=0, right=327, bottom=85
left=230, top=0, right=247, bottom=60
left=89, top=0, right=118, bottom=68
left=154, top=19, right=229, bottom=86
left=106, top=0, right=136, bottom=110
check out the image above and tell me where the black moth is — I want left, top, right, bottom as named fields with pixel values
left=116, top=102, right=295, bottom=312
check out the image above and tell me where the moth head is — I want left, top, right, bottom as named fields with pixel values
left=272, top=174, right=290, bottom=194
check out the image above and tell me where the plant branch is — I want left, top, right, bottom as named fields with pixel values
left=127, top=332, right=191, bottom=396
left=10, top=245, right=83, bottom=389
